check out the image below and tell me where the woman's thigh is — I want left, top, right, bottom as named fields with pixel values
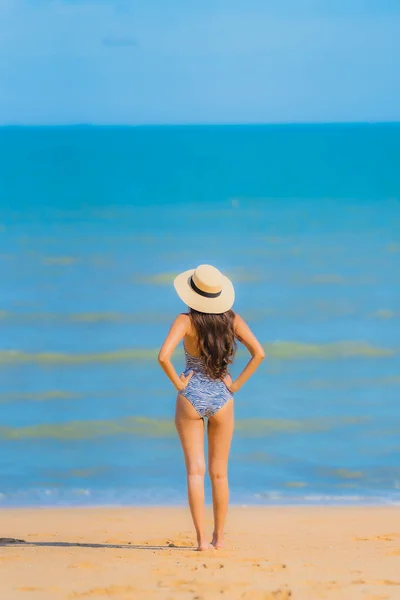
left=175, top=395, right=205, bottom=472
left=207, top=399, right=234, bottom=472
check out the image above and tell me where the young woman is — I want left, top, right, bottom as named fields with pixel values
left=158, top=264, right=264, bottom=551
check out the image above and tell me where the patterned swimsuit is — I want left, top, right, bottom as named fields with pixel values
left=180, top=346, right=233, bottom=418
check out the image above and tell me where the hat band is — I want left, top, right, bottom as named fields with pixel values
left=190, top=276, right=222, bottom=299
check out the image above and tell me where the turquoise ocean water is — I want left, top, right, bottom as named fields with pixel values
left=0, top=124, right=399, bottom=506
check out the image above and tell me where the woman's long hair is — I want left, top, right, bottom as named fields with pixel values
left=189, top=308, right=237, bottom=379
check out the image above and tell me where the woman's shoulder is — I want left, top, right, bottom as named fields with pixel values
left=232, top=312, right=247, bottom=339
left=172, top=312, right=192, bottom=330
left=233, top=312, right=245, bottom=327
left=166, top=313, right=193, bottom=338
left=176, top=312, right=190, bottom=320
left=173, top=312, right=197, bottom=338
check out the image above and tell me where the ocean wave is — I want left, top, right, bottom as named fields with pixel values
left=0, top=311, right=172, bottom=324
left=322, top=468, right=364, bottom=480
left=293, top=273, right=376, bottom=286
left=302, top=375, right=400, bottom=391
left=133, top=272, right=178, bottom=285
left=1, top=487, right=399, bottom=508
left=386, top=242, right=400, bottom=254
left=0, top=306, right=365, bottom=324
left=262, top=341, right=394, bottom=359
left=43, top=256, right=78, bottom=266
left=371, top=309, right=399, bottom=319
left=235, top=416, right=368, bottom=437
left=0, top=416, right=175, bottom=441
left=253, top=491, right=400, bottom=505
left=0, top=415, right=368, bottom=441
left=0, top=387, right=166, bottom=404
left=0, top=341, right=394, bottom=366
left=42, top=467, right=109, bottom=480
left=0, top=486, right=186, bottom=507
left=134, top=268, right=261, bottom=285
left=0, top=390, right=78, bottom=403
left=0, top=348, right=159, bottom=365
left=235, top=451, right=279, bottom=465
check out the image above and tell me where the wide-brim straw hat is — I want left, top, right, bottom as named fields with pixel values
left=174, top=264, right=235, bottom=314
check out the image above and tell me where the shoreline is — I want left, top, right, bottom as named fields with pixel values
left=1, top=494, right=400, bottom=510
left=1, top=506, right=399, bottom=599
left=1, top=501, right=400, bottom=509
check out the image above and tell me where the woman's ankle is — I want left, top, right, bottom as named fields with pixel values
left=211, top=531, right=224, bottom=548
left=197, top=532, right=208, bottom=545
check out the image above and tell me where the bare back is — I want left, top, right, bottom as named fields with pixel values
left=182, top=314, right=201, bottom=357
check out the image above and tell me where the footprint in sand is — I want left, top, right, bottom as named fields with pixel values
left=171, top=578, right=197, bottom=588
left=351, top=580, right=400, bottom=588
left=152, top=567, right=180, bottom=578
left=239, top=557, right=270, bottom=563
left=266, top=592, right=292, bottom=600
left=241, top=589, right=292, bottom=599
left=17, top=587, right=59, bottom=593
left=305, top=580, right=340, bottom=591
left=0, top=555, right=21, bottom=562
left=239, top=559, right=284, bottom=572
left=69, top=586, right=138, bottom=598
left=261, top=563, right=287, bottom=573
left=355, top=533, right=400, bottom=542
left=68, top=562, right=100, bottom=569
left=165, top=537, right=194, bottom=547
left=324, top=581, right=340, bottom=591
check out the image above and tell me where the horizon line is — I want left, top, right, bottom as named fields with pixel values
left=1, top=120, right=400, bottom=128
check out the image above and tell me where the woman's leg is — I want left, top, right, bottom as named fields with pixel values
left=175, top=395, right=209, bottom=550
left=207, top=399, right=234, bottom=549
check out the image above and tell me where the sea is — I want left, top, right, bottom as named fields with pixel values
left=0, top=123, right=399, bottom=507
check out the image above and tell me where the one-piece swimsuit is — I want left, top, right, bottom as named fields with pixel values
left=180, top=345, right=233, bottom=418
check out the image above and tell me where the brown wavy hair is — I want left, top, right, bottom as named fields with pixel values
left=189, top=308, right=237, bottom=379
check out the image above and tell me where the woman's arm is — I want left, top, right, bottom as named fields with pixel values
left=158, top=314, right=193, bottom=391
left=226, top=314, right=265, bottom=393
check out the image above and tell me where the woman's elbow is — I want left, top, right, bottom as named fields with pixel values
left=158, top=351, right=168, bottom=365
left=256, top=349, right=265, bottom=361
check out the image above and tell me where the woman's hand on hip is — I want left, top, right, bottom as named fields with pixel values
left=177, top=370, right=193, bottom=392
left=223, top=373, right=238, bottom=393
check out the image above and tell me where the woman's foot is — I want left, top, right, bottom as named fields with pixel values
left=197, top=537, right=214, bottom=551
left=211, top=533, right=224, bottom=549
left=197, top=543, right=214, bottom=551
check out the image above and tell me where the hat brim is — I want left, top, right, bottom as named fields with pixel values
left=174, top=269, right=235, bottom=314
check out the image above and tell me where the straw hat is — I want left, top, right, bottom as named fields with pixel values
left=174, top=264, right=235, bottom=314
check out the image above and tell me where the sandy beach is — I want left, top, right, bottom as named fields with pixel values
left=1, top=506, right=399, bottom=600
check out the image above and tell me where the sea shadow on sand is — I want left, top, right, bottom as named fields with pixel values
left=0, top=538, right=195, bottom=551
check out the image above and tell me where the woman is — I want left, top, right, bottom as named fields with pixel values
left=158, top=264, right=264, bottom=551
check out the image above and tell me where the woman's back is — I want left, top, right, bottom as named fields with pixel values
left=184, top=309, right=237, bottom=380
left=181, top=315, right=202, bottom=358
left=180, top=312, right=235, bottom=417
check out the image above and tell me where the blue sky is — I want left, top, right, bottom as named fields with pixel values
left=1, top=0, right=399, bottom=124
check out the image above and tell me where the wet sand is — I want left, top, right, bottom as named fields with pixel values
left=1, top=506, right=399, bottom=599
